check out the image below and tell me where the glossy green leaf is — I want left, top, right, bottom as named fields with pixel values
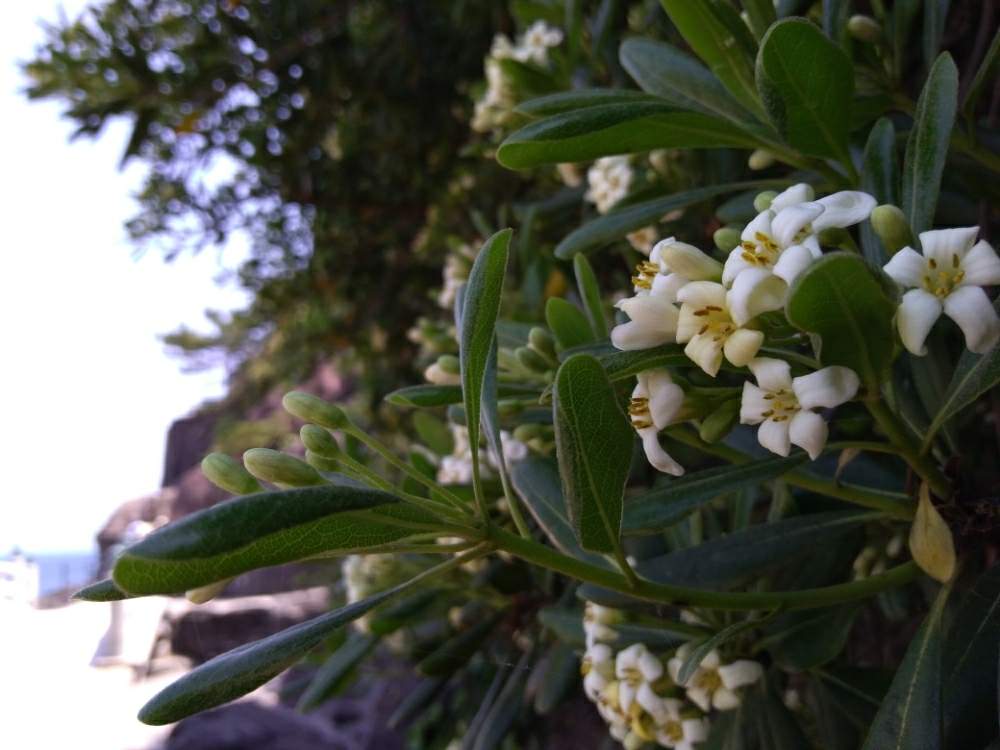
left=922, top=0, right=950, bottom=70
left=418, top=612, right=503, bottom=677
left=296, top=633, right=378, bottom=712
left=533, top=642, right=578, bottom=715
left=756, top=18, right=854, bottom=160
left=73, top=578, right=136, bottom=602
left=516, top=88, right=657, bottom=117
left=385, top=382, right=536, bottom=408
left=112, top=485, right=430, bottom=595
left=597, top=344, right=690, bottom=381
left=623, top=454, right=808, bottom=534
left=471, top=652, right=531, bottom=750
left=922, top=343, right=1000, bottom=451
left=553, top=354, right=633, bottom=553
left=618, top=37, right=754, bottom=125
left=659, top=0, right=763, bottom=118
left=573, top=253, right=608, bottom=340
left=537, top=606, right=586, bottom=646
left=785, top=253, right=897, bottom=390
left=413, top=412, right=453, bottom=456
left=765, top=604, right=860, bottom=670
left=497, top=102, right=757, bottom=169
left=860, top=118, right=898, bottom=266
left=742, top=0, right=777, bottom=41
left=545, top=297, right=594, bottom=350
left=901, top=53, right=958, bottom=235
left=138, top=581, right=415, bottom=725
left=677, top=615, right=768, bottom=684
left=367, top=589, right=441, bottom=636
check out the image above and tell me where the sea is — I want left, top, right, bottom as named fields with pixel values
left=32, top=550, right=98, bottom=597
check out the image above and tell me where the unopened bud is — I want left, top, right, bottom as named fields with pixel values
left=655, top=238, right=723, bottom=281
left=424, top=361, right=460, bottom=386
left=847, top=15, right=882, bottom=43
left=754, top=190, right=779, bottom=212
left=305, top=450, right=339, bottom=472
left=201, top=453, right=260, bottom=495
left=516, top=346, right=551, bottom=373
left=698, top=399, right=740, bottom=443
left=438, top=354, right=460, bottom=374
left=513, top=423, right=543, bottom=442
left=243, top=448, right=324, bottom=487
left=870, top=204, right=914, bottom=256
left=300, top=424, right=340, bottom=458
left=713, top=227, right=742, bottom=253
left=282, top=391, right=350, bottom=430
left=748, top=149, right=776, bottom=171
left=528, top=327, right=557, bottom=361
left=186, top=579, right=231, bottom=604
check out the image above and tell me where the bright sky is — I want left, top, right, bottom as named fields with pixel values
left=0, top=2, right=250, bottom=553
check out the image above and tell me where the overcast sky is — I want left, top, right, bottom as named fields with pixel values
left=0, top=2, right=250, bottom=553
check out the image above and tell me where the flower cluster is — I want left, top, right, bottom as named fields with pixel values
left=342, top=553, right=406, bottom=633
left=581, top=603, right=764, bottom=749
left=586, top=156, right=634, bottom=214
left=434, top=424, right=527, bottom=485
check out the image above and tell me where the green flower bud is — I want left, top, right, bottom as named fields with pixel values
left=754, top=190, right=779, bottom=212
left=305, top=450, right=340, bottom=473
left=513, top=423, right=542, bottom=442
left=847, top=14, right=881, bottom=43
left=282, top=391, right=351, bottom=430
left=300, top=424, right=340, bottom=458
left=185, top=579, right=231, bottom=605
left=713, top=226, right=742, bottom=253
left=201, top=452, right=261, bottom=495
left=243, top=448, right=324, bottom=487
left=528, top=326, right=557, bottom=361
left=516, top=346, right=551, bottom=373
left=437, top=354, right=461, bottom=375
left=698, top=399, right=740, bottom=443
left=870, top=204, right=915, bottom=256
left=748, top=149, right=776, bottom=171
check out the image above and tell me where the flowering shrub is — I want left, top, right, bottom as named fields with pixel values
left=76, top=3, right=1000, bottom=749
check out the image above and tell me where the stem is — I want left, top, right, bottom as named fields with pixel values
left=825, top=440, right=903, bottom=455
left=865, top=398, right=952, bottom=498
left=489, top=527, right=919, bottom=610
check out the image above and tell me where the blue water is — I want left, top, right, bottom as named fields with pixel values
left=32, top=551, right=98, bottom=597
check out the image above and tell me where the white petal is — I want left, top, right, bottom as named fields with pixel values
left=793, top=366, right=860, bottom=409
left=812, top=191, right=876, bottom=231
left=883, top=247, right=928, bottom=288
left=718, top=660, right=764, bottom=689
left=712, top=687, right=742, bottom=711
left=619, top=682, right=637, bottom=712
left=772, top=243, right=820, bottom=285
left=658, top=239, right=724, bottom=280
left=727, top=268, right=787, bottom=326
left=584, top=671, right=608, bottom=700
left=897, top=288, right=943, bottom=356
left=638, top=649, right=665, bottom=681
left=700, top=650, right=721, bottom=669
left=961, top=240, right=1000, bottom=286
left=722, top=248, right=754, bottom=286
left=770, top=183, right=815, bottom=212
left=681, top=718, right=710, bottom=743
left=772, top=202, right=824, bottom=247
left=667, top=656, right=683, bottom=684
left=748, top=357, right=793, bottom=391
left=650, top=271, right=690, bottom=301
left=919, top=226, right=979, bottom=264
left=611, top=320, right=672, bottom=350
left=640, top=427, right=685, bottom=475
left=943, top=285, right=1000, bottom=354
left=740, top=382, right=771, bottom=424
left=684, top=333, right=725, bottom=377
left=637, top=684, right=670, bottom=724
left=789, top=410, right=828, bottom=460
left=676, top=280, right=728, bottom=308
left=641, top=370, right=685, bottom=429
left=757, top=418, right=791, bottom=456
left=741, top=210, right=774, bottom=241
left=686, top=686, right=713, bottom=713
left=675, top=303, right=702, bottom=344
left=723, top=328, right=765, bottom=367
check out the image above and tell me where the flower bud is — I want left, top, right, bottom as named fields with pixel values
left=870, top=204, right=914, bottom=256
left=282, top=391, right=350, bottom=430
left=528, top=326, right=557, bottom=361
left=698, top=399, right=740, bottom=443
left=753, top=190, right=778, bottom=212
left=185, top=579, right=231, bottom=604
left=713, top=226, right=742, bottom=253
left=243, top=448, right=324, bottom=487
left=513, top=423, right=543, bottom=442
left=438, top=354, right=461, bottom=375
left=516, top=345, right=551, bottom=373
left=847, top=14, right=882, bottom=43
left=300, top=424, right=340, bottom=458
left=748, top=149, right=776, bottom=170
left=424, top=361, right=460, bottom=385
left=201, top=453, right=261, bottom=495
left=305, top=450, right=339, bottom=473
left=656, top=238, right=724, bottom=281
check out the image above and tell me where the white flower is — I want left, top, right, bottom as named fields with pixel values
left=436, top=455, right=474, bottom=485
left=882, top=226, right=1000, bottom=355
left=654, top=698, right=710, bottom=750
left=628, top=225, right=659, bottom=254
left=585, top=156, right=633, bottom=214
left=668, top=645, right=764, bottom=712
left=582, top=643, right=616, bottom=700
left=515, top=21, right=564, bottom=65
left=584, top=602, right=623, bottom=647
left=616, top=643, right=665, bottom=712
left=653, top=238, right=724, bottom=282
left=556, top=162, right=583, bottom=187
left=627, top=369, right=685, bottom=476
left=490, top=33, right=517, bottom=59
left=675, top=282, right=767, bottom=376
left=740, top=358, right=860, bottom=459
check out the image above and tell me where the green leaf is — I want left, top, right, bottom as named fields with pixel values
left=573, top=253, right=608, bottom=339
left=922, top=0, right=950, bottom=71
left=891, top=0, right=922, bottom=83
left=112, top=485, right=429, bottom=595
left=677, top=615, right=770, bottom=684
left=537, top=606, right=586, bottom=646
left=861, top=581, right=950, bottom=749
left=860, top=118, right=898, bottom=266
left=296, top=633, right=378, bottom=712
left=553, top=354, right=634, bottom=553
left=623, top=455, right=808, bottom=534
left=367, top=588, right=441, bottom=635
left=138, top=582, right=416, bottom=725
left=545, top=297, right=594, bottom=350
left=597, top=344, right=691, bottom=381
left=497, top=102, right=757, bottom=169
left=385, top=383, right=536, bottom=408
left=962, top=27, right=1000, bottom=114
left=742, top=0, right=777, bottom=41
left=659, top=0, right=764, bottom=118
left=764, top=604, right=860, bottom=669
left=533, top=643, right=578, bottom=715
left=822, top=0, right=850, bottom=41
left=922, top=343, right=1000, bottom=452
left=785, top=252, right=897, bottom=390
left=555, top=180, right=789, bottom=259
left=413, top=412, right=454, bottom=456
left=516, top=88, right=658, bottom=117
left=418, top=612, right=503, bottom=677
left=901, top=53, right=958, bottom=235
left=618, top=37, right=754, bottom=125
left=73, top=578, right=136, bottom=602
left=756, top=18, right=854, bottom=160
left=471, top=652, right=531, bottom=750
left=744, top=680, right=813, bottom=749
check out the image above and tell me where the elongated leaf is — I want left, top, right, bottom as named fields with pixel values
left=862, top=582, right=950, bottom=749
left=574, top=253, right=608, bottom=339
left=297, top=633, right=378, bottom=712
left=922, top=343, right=1000, bottom=451
left=471, top=652, right=531, bottom=750
left=460, top=230, right=512, bottom=488
left=618, top=37, right=754, bottom=125
left=765, top=604, right=860, bottom=670
left=516, top=88, right=658, bottom=117
left=785, top=253, right=897, bottom=390
left=743, top=0, right=777, bottom=41
left=418, top=612, right=503, bottom=677
left=923, top=0, right=950, bottom=71
left=860, top=118, right=898, bottom=266
left=533, top=643, right=578, bottom=714
left=678, top=616, right=767, bottom=684
left=553, top=354, right=633, bottom=553
left=822, top=0, right=850, bottom=41
left=598, top=344, right=691, bottom=381
left=139, top=582, right=414, bottom=725
left=112, top=486, right=428, bottom=595
left=623, top=454, right=808, bottom=534
left=555, top=180, right=789, bottom=259
left=386, top=383, right=536, bottom=408
left=902, top=53, right=958, bottom=235
left=545, top=297, right=594, bottom=350
left=962, top=27, right=1000, bottom=114
left=497, top=102, right=757, bottom=169
left=73, top=578, right=136, bottom=602
left=756, top=18, right=854, bottom=161
left=659, top=0, right=763, bottom=118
